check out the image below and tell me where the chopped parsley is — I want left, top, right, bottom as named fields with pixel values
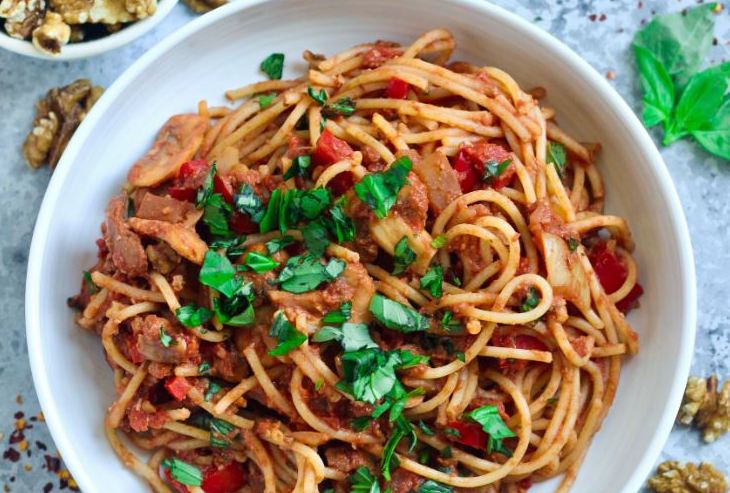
left=322, top=301, right=352, bottom=324
left=258, top=93, right=276, bottom=109
left=431, top=234, right=447, bottom=249
left=418, top=420, right=435, bottom=436
left=159, top=327, right=174, bottom=348
left=202, top=193, right=233, bottom=237
left=546, top=142, right=567, bottom=177
left=443, top=427, right=461, bottom=438
left=204, top=380, right=222, bottom=402
left=312, top=322, right=377, bottom=352
left=392, top=236, right=416, bottom=275
left=199, top=250, right=243, bottom=298
left=195, top=164, right=215, bottom=208
left=209, top=418, right=236, bottom=448
left=233, top=184, right=265, bottom=223
left=354, top=156, right=412, bottom=219
left=302, top=218, right=330, bottom=257
left=382, top=415, right=416, bottom=480
left=284, top=154, right=312, bottom=180
left=567, top=237, right=580, bottom=252
left=259, top=188, right=283, bottom=233
left=455, top=351, right=466, bottom=363
left=212, top=281, right=255, bottom=327
left=466, top=404, right=516, bottom=457
left=268, top=312, right=307, bottom=356
left=417, top=480, right=454, bottom=493
left=307, top=86, right=328, bottom=105
left=519, top=287, right=540, bottom=312
left=369, top=293, right=430, bottom=333
left=324, top=201, right=356, bottom=243
left=440, top=311, right=462, bottom=333
left=265, top=235, right=295, bottom=254
left=161, top=458, right=202, bottom=486
left=349, top=466, right=381, bottom=493
left=197, top=361, right=211, bottom=374
left=243, top=251, right=279, bottom=273
left=175, top=305, right=213, bottom=327
left=274, top=255, right=345, bottom=294
left=83, top=271, right=99, bottom=294
left=260, top=53, right=284, bottom=80
left=322, top=97, right=357, bottom=118
left=482, top=158, right=511, bottom=182
left=420, top=265, right=444, bottom=298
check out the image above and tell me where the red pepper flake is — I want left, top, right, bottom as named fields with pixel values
left=9, top=429, right=24, bottom=444
left=44, top=454, right=61, bottom=473
left=15, top=395, right=22, bottom=405
left=599, top=13, right=607, bottom=21
left=36, top=441, right=47, bottom=451
left=589, top=14, right=598, bottom=21
left=606, top=71, right=616, bottom=80
left=13, top=412, right=23, bottom=420
left=3, top=448, right=20, bottom=463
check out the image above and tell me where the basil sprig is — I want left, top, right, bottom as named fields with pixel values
left=465, top=405, right=516, bottom=457
left=274, top=255, right=345, bottom=293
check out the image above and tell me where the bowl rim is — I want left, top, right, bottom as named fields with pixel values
left=25, top=0, right=697, bottom=491
left=0, top=0, right=178, bottom=60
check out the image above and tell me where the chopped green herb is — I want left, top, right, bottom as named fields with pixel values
left=268, top=312, right=307, bottom=356
left=83, top=271, right=99, bottom=294
left=275, top=255, right=345, bottom=293
left=314, top=379, right=324, bottom=391
left=204, top=381, right=222, bottom=402
left=202, top=193, right=233, bottom=237
left=369, top=293, right=430, bottom=333
left=307, top=86, right=328, bottom=105
left=265, top=235, right=295, bottom=254
left=209, top=418, right=235, bottom=448
left=234, top=184, right=265, bottom=223
left=392, top=236, right=416, bottom=275
left=351, top=416, right=372, bottom=432
left=258, top=92, right=276, bottom=109
left=324, top=202, right=355, bottom=243
left=284, top=154, right=312, bottom=180
left=199, top=250, right=242, bottom=297
left=567, top=237, right=580, bottom=252
left=418, top=420, right=435, bottom=436
left=322, top=97, right=357, bottom=118
left=159, top=327, right=174, bottom=348
left=302, top=219, right=330, bottom=257
left=354, top=156, right=412, bottom=218
left=212, top=281, right=255, bottom=327
left=244, top=251, right=279, bottom=273
left=349, top=466, right=381, bottom=493
left=381, top=415, right=415, bottom=480
left=443, top=427, right=461, bottom=438
left=482, top=158, right=511, bottom=182
left=161, top=458, right=202, bottom=487
left=322, top=301, right=352, bottom=324
left=466, top=405, right=516, bottom=457
left=420, top=265, right=444, bottom=298
left=175, top=305, right=213, bottom=327
left=313, top=322, right=378, bottom=352
left=416, top=480, right=454, bottom=493
left=546, top=396, right=559, bottom=406
left=126, top=197, right=135, bottom=218
left=209, top=235, right=247, bottom=256
left=455, top=351, right=466, bottom=363
left=198, top=361, right=211, bottom=374
left=195, top=164, right=216, bottom=209
left=519, top=287, right=540, bottom=312
left=431, top=234, right=447, bottom=249
left=546, top=142, right=567, bottom=177
left=440, top=445, right=452, bottom=458
left=418, top=449, right=432, bottom=465
left=440, top=311, right=462, bottom=333
left=260, top=53, right=284, bottom=80
left=259, top=189, right=282, bottom=233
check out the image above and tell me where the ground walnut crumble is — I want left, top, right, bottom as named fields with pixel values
left=678, top=375, right=730, bottom=443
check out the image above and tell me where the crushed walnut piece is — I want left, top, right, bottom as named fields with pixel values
left=648, top=461, right=728, bottom=493
left=180, top=0, right=226, bottom=14
left=23, top=79, right=103, bottom=170
left=0, top=0, right=46, bottom=38
left=678, top=375, right=730, bottom=443
left=31, top=10, right=70, bottom=54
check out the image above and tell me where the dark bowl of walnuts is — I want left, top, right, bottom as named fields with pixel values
left=0, top=0, right=178, bottom=58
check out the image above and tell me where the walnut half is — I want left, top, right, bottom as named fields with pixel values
left=678, top=375, right=730, bottom=443
left=23, top=79, right=104, bottom=170
left=648, top=461, right=727, bottom=493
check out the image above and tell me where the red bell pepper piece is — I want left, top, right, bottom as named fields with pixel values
left=451, top=142, right=515, bottom=192
left=201, top=462, right=247, bottom=493
left=164, top=376, right=191, bottom=401
left=229, top=212, right=259, bottom=235
left=312, top=130, right=354, bottom=195
left=213, top=174, right=234, bottom=204
left=168, top=159, right=210, bottom=202
left=386, top=78, right=410, bottom=99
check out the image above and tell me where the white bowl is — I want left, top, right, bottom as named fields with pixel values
left=0, top=0, right=177, bottom=60
left=25, top=1, right=697, bottom=492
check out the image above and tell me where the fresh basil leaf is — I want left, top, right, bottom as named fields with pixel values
left=204, top=380, right=222, bottom=401
left=420, top=265, right=444, bottom=298
left=393, top=349, right=429, bottom=369
left=324, top=202, right=355, bottom=243
left=482, top=159, right=511, bottom=182
left=440, top=311, right=462, bottom=333
left=665, top=63, right=730, bottom=145
left=349, top=466, right=381, bottom=493
left=234, top=184, right=265, bottom=223
left=209, top=235, right=246, bottom=251
left=161, top=458, right=202, bottom=486
left=258, top=93, right=276, bottom=109
left=351, top=416, right=371, bottom=432
left=202, top=193, right=232, bottom=237
left=83, top=271, right=99, bottom=294
left=307, top=86, right=328, bottom=105
left=455, top=351, right=466, bottom=362
left=546, top=142, right=568, bottom=177
left=243, top=251, right=279, bottom=273
left=322, top=97, right=356, bottom=118
left=354, top=156, right=412, bottom=218
left=284, top=154, right=312, bottom=180
left=265, top=235, right=295, bottom=254
left=302, top=219, right=329, bottom=257
left=313, top=322, right=377, bottom=352
left=199, top=250, right=242, bottom=297
left=466, top=405, right=516, bottom=457
left=297, top=188, right=332, bottom=220
left=519, top=287, right=540, bottom=312
left=632, top=3, right=717, bottom=91
left=260, top=53, right=284, bottom=80
left=195, top=164, right=216, bottom=209
left=176, top=305, right=213, bottom=327
left=692, top=97, right=730, bottom=159
left=381, top=415, right=415, bottom=481
left=322, top=301, right=352, bottom=324
left=431, top=234, right=447, bottom=249
left=214, top=296, right=255, bottom=326
left=198, top=361, right=211, bottom=374
left=159, top=327, right=174, bottom=348
left=392, top=236, right=416, bottom=275
left=259, top=189, right=282, bottom=233
left=275, top=255, right=345, bottom=293
left=269, top=312, right=307, bottom=356
left=417, top=480, right=453, bottom=493
left=633, top=45, right=676, bottom=128
left=209, top=418, right=236, bottom=448
left=369, top=293, right=430, bottom=333
left=340, top=348, right=399, bottom=404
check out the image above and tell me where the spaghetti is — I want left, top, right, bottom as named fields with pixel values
left=70, top=29, right=644, bottom=493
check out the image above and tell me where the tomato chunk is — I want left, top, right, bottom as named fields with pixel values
left=202, top=462, right=247, bottom=493
left=386, top=78, right=410, bottom=99
left=588, top=241, right=643, bottom=312
left=164, top=376, right=191, bottom=401
left=229, top=212, right=259, bottom=235
left=490, top=334, right=547, bottom=373
left=213, top=174, right=234, bottom=204
left=452, top=148, right=480, bottom=193
left=312, top=130, right=355, bottom=195
left=168, top=159, right=210, bottom=202
left=446, top=421, right=488, bottom=449
left=451, top=142, right=514, bottom=192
